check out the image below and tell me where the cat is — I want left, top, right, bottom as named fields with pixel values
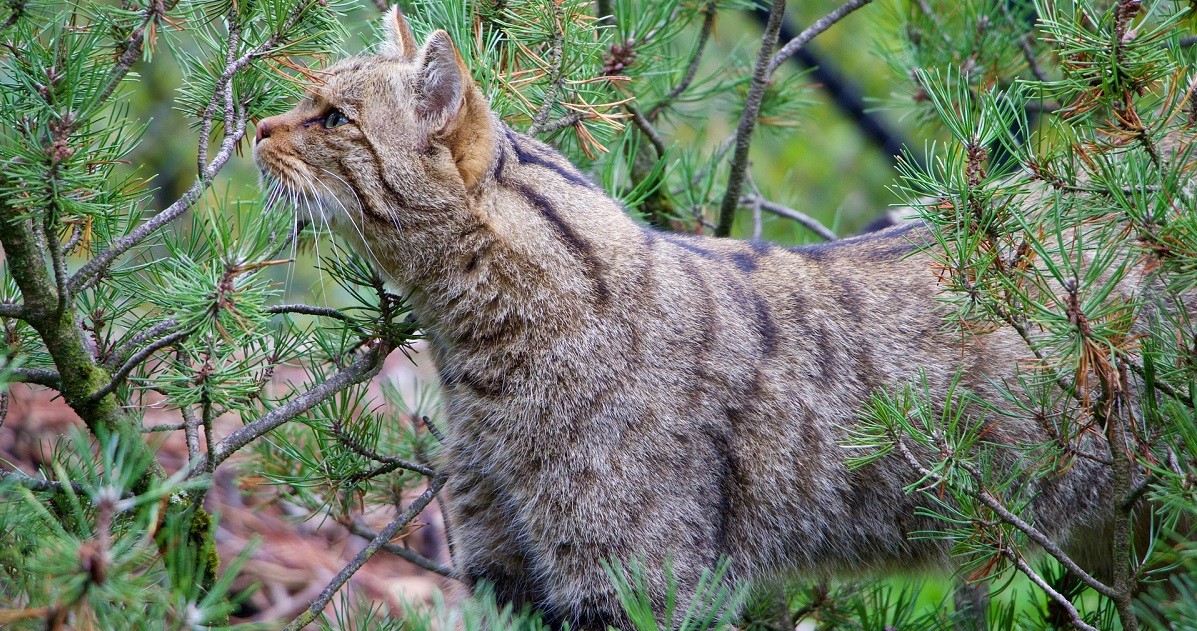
left=253, top=8, right=1179, bottom=629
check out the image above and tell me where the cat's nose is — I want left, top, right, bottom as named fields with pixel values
left=255, top=119, right=274, bottom=143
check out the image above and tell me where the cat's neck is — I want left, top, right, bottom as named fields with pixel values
left=368, top=121, right=643, bottom=352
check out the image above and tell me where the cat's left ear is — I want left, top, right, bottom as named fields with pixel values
left=415, top=30, right=466, bottom=130
left=380, top=5, right=418, bottom=60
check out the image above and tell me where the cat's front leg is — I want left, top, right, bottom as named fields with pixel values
left=444, top=471, right=538, bottom=609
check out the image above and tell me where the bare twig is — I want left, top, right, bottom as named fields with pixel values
left=344, top=517, right=455, bottom=577
left=199, top=346, right=387, bottom=473
left=1002, top=548, right=1100, bottom=631
left=329, top=419, right=437, bottom=478
left=894, top=438, right=1117, bottom=600
left=103, top=319, right=180, bottom=372
left=767, top=0, right=874, bottom=77
left=12, top=367, right=61, bottom=388
left=627, top=102, right=666, bottom=158
left=182, top=405, right=203, bottom=463
left=647, top=1, right=716, bottom=120
left=141, top=421, right=187, bottom=433
left=282, top=478, right=445, bottom=631
left=89, top=329, right=190, bottom=403
left=0, top=302, right=23, bottom=319
left=266, top=304, right=367, bottom=337
left=714, top=0, right=787, bottom=238
left=1001, top=2, right=1049, bottom=83
left=741, top=194, right=837, bottom=241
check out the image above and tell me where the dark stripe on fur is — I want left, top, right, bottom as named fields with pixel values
left=749, top=290, right=779, bottom=355
left=356, top=138, right=437, bottom=226
left=662, top=232, right=719, bottom=260
left=503, top=126, right=599, bottom=190
left=508, top=181, right=612, bottom=308
left=341, top=164, right=402, bottom=232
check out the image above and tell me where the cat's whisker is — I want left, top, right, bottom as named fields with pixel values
left=309, top=166, right=383, bottom=269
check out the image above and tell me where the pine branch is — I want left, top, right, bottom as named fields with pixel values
left=282, top=478, right=445, bottom=631
left=527, top=3, right=568, bottom=135
left=329, top=418, right=437, bottom=478
left=627, top=102, right=666, bottom=158
left=713, top=0, right=787, bottom=238
left=96, top=0, right=179, bottom=106
left=199, top=346, right=387, bottom=473
left=102, top=319, right=180, bottom=372
left=535, top=111, right=587, bottom=135
left=266, top=304, right=368, bottom=337
left=70, top=1, right=317, bottom=295
left=647, top=1, right=716, bottom=121
left=0, top=302, right=24, bottom=319
left=1001, top=548, right=1099, bottom=631
left=893, top=437, right=1118, bottom=600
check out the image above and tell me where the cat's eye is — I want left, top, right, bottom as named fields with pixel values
left=324, top=108, right=350, bottom=129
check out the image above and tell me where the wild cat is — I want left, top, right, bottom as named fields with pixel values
left=252, top=8, right=1160, bottom=629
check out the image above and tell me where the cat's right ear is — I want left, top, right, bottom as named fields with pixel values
left=414, top=30, right=466, bottom=131
left=380, top=5, right=418, bottom=60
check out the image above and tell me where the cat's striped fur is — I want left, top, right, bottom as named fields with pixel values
left=254, top=9, right=1158, bottom=629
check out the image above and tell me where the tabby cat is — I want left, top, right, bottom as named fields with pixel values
left=253, top=8, right=1158, bottom=629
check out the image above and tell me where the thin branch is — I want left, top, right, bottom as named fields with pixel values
left=103, top=319, right=180, bottom=371
left=741, top=194, right=837, bottom=241
left=1, top=469, right=79, bottom=495
left=12, top=367, right=61, bottom=388
left=894, top=438, right=1117, bottom=600
left=282, top=478, right=445, bottom=631
left=1002, top=548, right=1100, bottom=631
left=329, top=419, right=437, bottom=478
left=627, top=102, right=666, bottom=158
left=43, top=208, right=69, bottom=312
left=96, top=0, right=177, bottom=105
left=0, top=302, right=24, bottom=319
left=182, top=405, right=203, bottom=463
left=141, top=421, right=187, bottom=433
left=534, top=111, right=586, bottom=135
left=527, top=3, right=568, bottom=135
left=199, top=347, right=387, bottom=473
left=1125, top=358, right=1194, bottom=408
left=266, top=304, right=367, bottom=337
left=1001, top=2, right=1049, bottom=83
left=0, top=469, right=135, bottom=499
left=647, top=1, right=716, bottom=120
left=344, top=517, right=455, bottom=578
left=767, top=0, right=874, bottom=77
left=88, top=329, right=190, bottom=403
left=714, top=0, right=787, bottom=238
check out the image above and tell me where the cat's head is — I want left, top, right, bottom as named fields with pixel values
left=253, top=7, right=495, bottom=242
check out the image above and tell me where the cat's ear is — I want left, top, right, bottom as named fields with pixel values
left=380, top=5, right=418, bottom=60
left=415, top=30, right=466, bottom=129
